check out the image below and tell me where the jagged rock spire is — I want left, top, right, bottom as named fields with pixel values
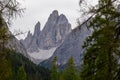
left=20, top=10, right=72, bottom=63
left=33, top=21, right=41, bottom=37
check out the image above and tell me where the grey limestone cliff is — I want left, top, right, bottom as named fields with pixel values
left=7, top=36, right=29, bottom=57
left=21, top=10, right=71, bottom=52
left=41, top=25, right=91, bottom=68
left=40, top=10, right=71, bottom=49
left=20, top=21, right=41, bottom=52
left=20, top=10, right=72, bottom=63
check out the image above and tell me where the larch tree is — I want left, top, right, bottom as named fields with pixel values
left=80, top=0, right=120, bottom=80
left=0, top=0, right=24, bottom=48
left=0, top=0, right=24, bottom=79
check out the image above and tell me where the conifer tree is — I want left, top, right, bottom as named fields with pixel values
left=0, top=51, right=12, bottom=80
left=51, top=56, right=59, bottom=80
left=59, top=70, right=64, bottom=80
left=62, top=57, right=79, bottom=80
left=80, top=0, right=120, bottom=80
left=17, top=66, right=26, bottom=80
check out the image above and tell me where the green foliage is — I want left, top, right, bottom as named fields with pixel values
left=0, top=0, right=24, bottom=79
left=61, top=57, right=79, bottom=80
left=51, top=56, right=59, bottom=80
left=59, top=71, right=64, bottom=80
left=0, top=49, right=51, bottom=80
left=50, top=57, right=79, bottom=80
left=8, top=52, right=51, bottom=80
left=17, top=66, right=26, bottom=80
left=0, top=27, right=9, bottom=48
left=0, top=15, right=9, bottom=50
left=80, top=0, right=120, bottom=80
left=0, top=52, right=12, bottom=80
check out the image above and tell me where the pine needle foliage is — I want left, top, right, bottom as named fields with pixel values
left=80, top=0, right=120, bottom=80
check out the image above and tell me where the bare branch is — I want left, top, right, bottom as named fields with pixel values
left=78, top=0, right=118, bottom=29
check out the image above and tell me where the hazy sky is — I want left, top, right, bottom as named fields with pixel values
left=11, top=0, right=97, bottom=39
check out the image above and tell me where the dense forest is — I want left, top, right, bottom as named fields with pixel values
left=9, top=51, right=51, bottom=80
left=1, top=49, right=51, bottom=80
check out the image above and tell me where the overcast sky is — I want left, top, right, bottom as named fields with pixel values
left=11, top=0, right=97, bottom=39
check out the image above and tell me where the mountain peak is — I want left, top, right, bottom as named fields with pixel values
left=48, top=10, right=59, bottom=20
left=33, top=21, right=41, bottom=37
left=20, top=10, right=72, bottom=64
left=59, top=14, right=68, bottom=22
left=37, top=21, right=40, bottom=25
left=60, top=14, right=66, bottom=17
left=27, top=31, right=32, bottom=37
left=52, top=10, right=58, bottom=16
left=35, top=21, right=41, bottom=30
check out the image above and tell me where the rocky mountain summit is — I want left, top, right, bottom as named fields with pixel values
left=20, top=10, right=92, bottom=66
left=21, top=22, right=41, bottom=52
left=41, top=25, right=91, bottom=68
left=40, top=10, right=71, bottom=50
left=20, top=10, right=71, bottom=63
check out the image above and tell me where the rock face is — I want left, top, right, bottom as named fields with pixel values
left=20, top=22, right=41, bottom=52
left=6, top=36, right=29, bottom=57
left=40, top=10, right=71, bottom=49
left=20, top=31, right=32, bottom=49
left=0, top=18, right=28, bottom=57
left=20, top=10, right=71, bottom=63
left=41, top=25, right=91, bottom=68
left=28, top=22, right=41, bottom=52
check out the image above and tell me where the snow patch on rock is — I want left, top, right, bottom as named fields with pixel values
left=28, top=47, right=57, bottom=64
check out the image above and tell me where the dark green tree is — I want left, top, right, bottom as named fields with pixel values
left=0, top=0, right=24, bottom=48
left=0, top=0, right=24, bottom=51
left=51, top=56, right=59, bottom=80
left=59, top=70, right=64, bottom=80
left=17, top=66, right=27, bottom=80
left=80, top=0, right=120, bottom=80
left=62, top=57, right=79, bottom=80
left=0, top=51, right=12, bottom=80
left=0, top=0, right=24, bottom=79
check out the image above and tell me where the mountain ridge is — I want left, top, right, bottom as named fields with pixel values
left=40, top=26, right=92, bottom=68
left=20, top=10, right=72, bottom=64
